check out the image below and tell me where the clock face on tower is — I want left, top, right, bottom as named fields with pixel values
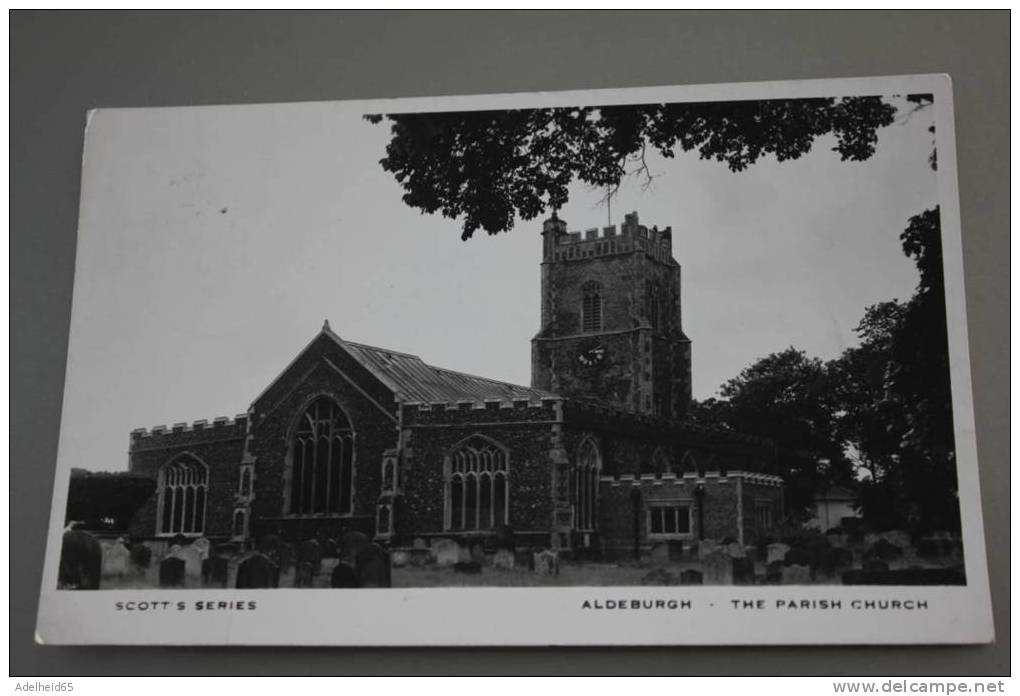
left=577, top=344, right=605, bottom=367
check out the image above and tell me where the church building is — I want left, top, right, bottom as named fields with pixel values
left=126, top=212, right=784, bottom=557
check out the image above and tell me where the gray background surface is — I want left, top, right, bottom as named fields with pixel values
left=11, top=10, right=1009, bottom=675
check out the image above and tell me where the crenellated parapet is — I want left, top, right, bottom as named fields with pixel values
left=543, top=211, right=674, bottom=265
left=130, top=413, right=249, bottom=450
left=599, top=470, right=784, bottom=488
left=401, top=396, right=562, bottom=427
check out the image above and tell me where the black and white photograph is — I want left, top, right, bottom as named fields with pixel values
left=35, top=75, right=992, bottom=646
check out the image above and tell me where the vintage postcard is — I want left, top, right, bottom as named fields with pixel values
left=36, top=74, right=993, bottom=645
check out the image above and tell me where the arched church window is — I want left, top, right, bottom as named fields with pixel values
left=581, top=281, right=603, bottom=333
left=446, top=437, right=509, bottom=531
left=289, top=397, right=354, bottom=515
left=575, top=438, right=601, bottom=531
left=240, top=467, right=252, bottom=497
left=158, top=455, right=208, bottom=536
left=679, top=450, right=696, bottom=474
left=232, top=509, right=246, bottom=538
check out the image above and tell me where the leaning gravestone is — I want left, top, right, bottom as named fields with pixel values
left=492, top=548, right=514, bottom=570
left=58, top=529, right=103, bottom=590
left=355, top=543, right=392, bottom=588
left=679, top=568, right=704, bottom=585
left=533, top=549, right=559, bottom=576
left=766, top=542, right=791, bottom=565
left=432, top=538, right=461, bottom=567
left=331, top=561, right=360, bottom=588
left=102, top=540, right=131, bottom=578
left=236, top=553, right=279, bottom=589
left=724, top=541, right=746, bottom=559
left=701, top=551, right=733, bottom=585
left=781, top=563, right=812, bottom=585
left=129, top=542, right=152, bottom=571
left=338, top=531, right=370, bottom=564
left=297, top=539, right=322, bottom=575
left=159, top=557, right=186, bottom=587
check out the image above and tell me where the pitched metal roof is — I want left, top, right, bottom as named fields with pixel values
left=326, top=327, right=554, bottom=404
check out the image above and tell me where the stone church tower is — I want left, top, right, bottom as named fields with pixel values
left=531, top=211, right=692, bottom=419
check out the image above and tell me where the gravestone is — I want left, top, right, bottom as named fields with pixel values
left=724, top=541, right=746, bottom=559
left=702, top=551, right=733, bottom=585
left=409, top=548, right=430, bottom=567
left=533, top=549, right=559, bottom=576
left=322, top=538, right=339, bottom=559
left=297, top=539, right=322, bottom=575
left=640, top=568, right=675, bottom=585
left=492, top=548, right=514, bottom=569
left=159, top=557, right=186, bottom=587
left=294, top=562, right=314, bottom=588
left=192, top=537, right=211, bottom=560
left=432, top=538, right=461, bottom=567
left=102, top=540, right=131, bottom=578
left=456, top=543, right=473, bottom=564
left=470, top=543, right=486, bottom=563
left=338, top=531, right=370, bottom=564
left=58, top=529, right=103, bottom=590
left=765, top=561, right=784, bottom=584
left=330, top=561, right=360, bottom=588
left=355, top=543, right=391, bottom=588
left=202, top=556, right=229, bottom=587
left=129, top=542, right=152, bottom=571
left=865, top=539, right=903, bottom=562
left=879, top=530, right=912, bottom=549
left=766, top=543, right=791, bottom=565
left=454, top=561, right=482, bottom=574
left=732, top=557, right=755, bottom=585
left=679, top=568, right=704, bottom=585
left=781, top=563, right=812, bottom=585
left=179, top=544, right=206, bottom=580
left=412, top=537, right=428, bottom=551
left=391, top=549, right=411, bottom=568
left=236, top=553, right=278, bottom=589
left=649, top=543, right=671, bottom=564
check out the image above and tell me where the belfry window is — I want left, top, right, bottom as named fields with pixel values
left=446, top=437, right=509, bottom=531
left=289, top=397, right=354, bottom=515
left=158, top=456, right=208, bottom=536
left=581, top=281, right=603, bottom=333
left=575, top=438, right=601, bottom=531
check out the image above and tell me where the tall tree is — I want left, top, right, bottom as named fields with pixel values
left=700, top=347, right=851, bottom=520
left=366, top=97, right=896, bottom=239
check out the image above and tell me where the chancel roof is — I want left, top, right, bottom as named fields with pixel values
left=325, top=325, right=554, bottom=404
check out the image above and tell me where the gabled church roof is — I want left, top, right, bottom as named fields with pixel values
left=323, top=323, right=554, bottom=404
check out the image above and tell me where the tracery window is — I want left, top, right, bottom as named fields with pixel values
left=289, top=397, right=354, bottom=515
left=575, top=438, right=601, bottom=531
left=158, top=456, right=208, bottom=536
left=581, top=281, right=603, bottom=333
left=446, top=437, right=508, bottom=531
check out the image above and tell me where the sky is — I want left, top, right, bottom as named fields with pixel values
left=61, top=93, right=938, bottom=473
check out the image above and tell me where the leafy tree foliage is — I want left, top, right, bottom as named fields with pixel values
left=366, top=97, right=896, bottom=239
left=692, top=348, right=853, bottom=520
left=65, top=469, right=155, bottom=532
